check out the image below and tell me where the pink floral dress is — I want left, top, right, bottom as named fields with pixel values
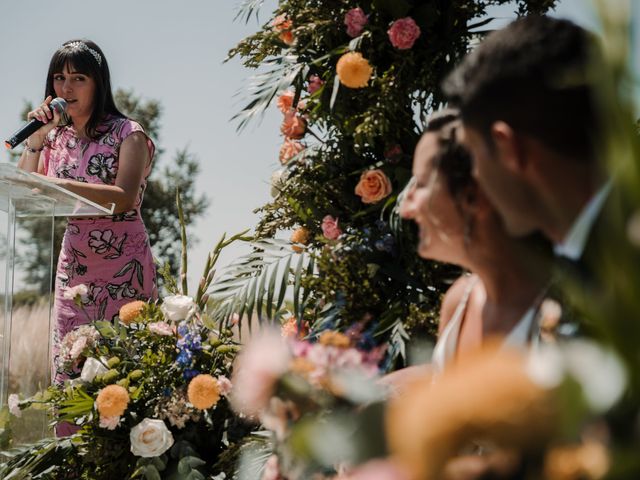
left=42, top=115, right=157, bottom=386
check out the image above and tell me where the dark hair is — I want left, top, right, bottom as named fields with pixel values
left=442, top=15, right=601, bottom=162
left=424, top=109, right=474, bottom=205
left=45, top=39, right=124, bottom=140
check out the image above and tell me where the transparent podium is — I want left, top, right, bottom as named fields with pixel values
left=0, top=163, right=113, bottom=441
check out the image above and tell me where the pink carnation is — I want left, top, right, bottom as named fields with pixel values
left=99, top=415, right=121, bottom=430
left=216, top=375, right=233, bottom=397
left=388, top=17, right=421, bottom=50
left=344, top=7, right=368, bottom=38
left=307, top=75, right=325, bottom=95
left=321, top=215, right=342, bottom=240
left=148, top=321, right=174, bottom=336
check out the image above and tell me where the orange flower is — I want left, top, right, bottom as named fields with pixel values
left=318, top=330, right=351, bottom=348
left=386, top=341, right=556, bottom=480
left=279, top=138, right=305, bottom=164
left=355, top=169, right=392, bottom=204
left=119, top=300, right=146, bottom=325
left=96, top=384, right=130, bottom=418
left=187, top=374, right=221, bottom=410
left=280, top=111, right=306, bottom=139
left=336, top=52, right=373, bottom=88
left=290, top=227, right=310, bottom=253
left=281, top=316, right=309, bottom=339
left=272, top=14, right=294, bottom=45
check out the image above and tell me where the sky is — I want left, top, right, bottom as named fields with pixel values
left=0, top=0, right=637, bottom=291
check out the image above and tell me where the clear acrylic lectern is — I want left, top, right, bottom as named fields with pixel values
left=0, top=163, right=113, bottom=440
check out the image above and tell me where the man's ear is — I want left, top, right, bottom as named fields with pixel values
left=491, top=121, right=526, bottom=174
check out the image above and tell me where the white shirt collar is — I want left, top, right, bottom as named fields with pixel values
left=553, top=181, right=612, bottom=261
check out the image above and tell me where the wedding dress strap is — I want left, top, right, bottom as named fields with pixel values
left=431, top=275, right=479, bottom=373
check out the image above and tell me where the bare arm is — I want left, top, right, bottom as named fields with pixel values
left=33, top=132, right=151, bottom=213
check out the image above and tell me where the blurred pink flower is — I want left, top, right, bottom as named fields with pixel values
left=277, top=91, right=295, bottom=113
left=148, top=321, right=174, bottom=336
left=321, top=215, right=343, bottom=240
left=345, top=7, right=368, bottom=37
left=99, top=415, right=121, bottom=430
left=279, top=138, right=305, bottom=164
left=261, top=455, right=283, bottom=480
left=388, top=17, right=421, bottom=50
left=216, top=375, right=233, bottom=397
left=349, top=459, right=410, bottom=480
left=280, top=111, right=307, bottom=139
left=308, top=74, right=325, bottom=95
left=230, top=330, right=291, bottom=417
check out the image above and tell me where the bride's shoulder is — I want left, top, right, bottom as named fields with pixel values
left=438, top=274, right=478, bottom=335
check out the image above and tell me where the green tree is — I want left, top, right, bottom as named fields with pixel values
left=14, top=89, right=208, bottom=294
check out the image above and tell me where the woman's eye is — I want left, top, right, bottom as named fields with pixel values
left=53, top=75, right=64, bottom=81
left=74, top=76, right=85, bottom=82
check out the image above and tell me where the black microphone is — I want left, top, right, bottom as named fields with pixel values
left=4, top=97, right=67, bottom=150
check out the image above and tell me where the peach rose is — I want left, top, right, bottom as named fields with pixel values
left=355, top=169, right=392, bottom=204
left=279, top=138, right=305, bottom=164
left=280, top=110, right=306, bottom=139
left=273, top=14, right=294, bottom=45
left=321, top=215, right=342, bottom=240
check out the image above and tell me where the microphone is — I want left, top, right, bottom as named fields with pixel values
left=4, top=97, right=67, bottom=150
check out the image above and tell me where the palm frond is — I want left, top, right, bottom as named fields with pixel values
left=234, top=0, right=266, bottom=24
left=233, top=55, right=307, bottom=132
left=208, top=238, right=313, bottom=331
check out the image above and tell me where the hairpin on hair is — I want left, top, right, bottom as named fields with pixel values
left=64, top=41, right=102, bottom=66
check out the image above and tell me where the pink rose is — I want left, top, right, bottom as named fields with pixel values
left=321, top=215, right=342, bottom=240
left=307, top=74, right=325, bottom=95
left=355, top=169, right=393, bottom=204
left=279, top=138, right=305, bottom=164
left=345, top=7, right=368, bottom=38
left=280, top=111, right=307, bottom=139
left=388, top=17, right=421, bottom=50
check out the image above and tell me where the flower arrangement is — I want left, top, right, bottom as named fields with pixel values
left=226, top=0, right=557, bottom=369
left=2, top=293, right=246, bottom=479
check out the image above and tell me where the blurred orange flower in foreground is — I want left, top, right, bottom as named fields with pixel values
left=386, top=340, right=557, bottom=480
left=290, top=227, right=310, bottom=252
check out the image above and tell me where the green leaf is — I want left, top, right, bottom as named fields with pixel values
left=144, top=464, right=162, bottom=480
left=94, top=320, right=117, bottom=338
left=178, top=455, right=206, bottom=474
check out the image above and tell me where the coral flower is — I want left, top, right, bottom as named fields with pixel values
left=336, top=52, right=373, bottom=88
left=272, top=14, right=294, bottom=45
left=319, top=330, right=351, bottom=348
left=279, top=138, right=305, bottom=164
left=96, top=384, right=130, bottom=418
left=280, top=111, right=307, bottom=139
left=187, top=374, right=221, bottom=410
left=355, top=169, right=392, bottom=204
left=388, top=17, right=421, bottom=50
left=290, top=227, right=310, bottom=253
left=119, top=300, right=146, bottom=325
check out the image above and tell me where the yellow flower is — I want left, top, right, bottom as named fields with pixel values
left=290, top=227, right=310, bottom=253
left=187, top=374, right=220, bottom=410
left=119, top=300, right=146, bottom=325
left=336, top=52, right=373, bottom=88
left=318, top=330, right=351, bottom=348
left=96, top=384, right=130, bottom=418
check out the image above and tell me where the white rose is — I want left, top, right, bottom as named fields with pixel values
left=130, top=418, right=174, bottom=458
left=80, top=357, right=109, bottom=383
left=160, top=295, right=196, bottom=322
left=8, top=394, right=21, bottom=417
left=63, top=284, right=89, bottom=301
